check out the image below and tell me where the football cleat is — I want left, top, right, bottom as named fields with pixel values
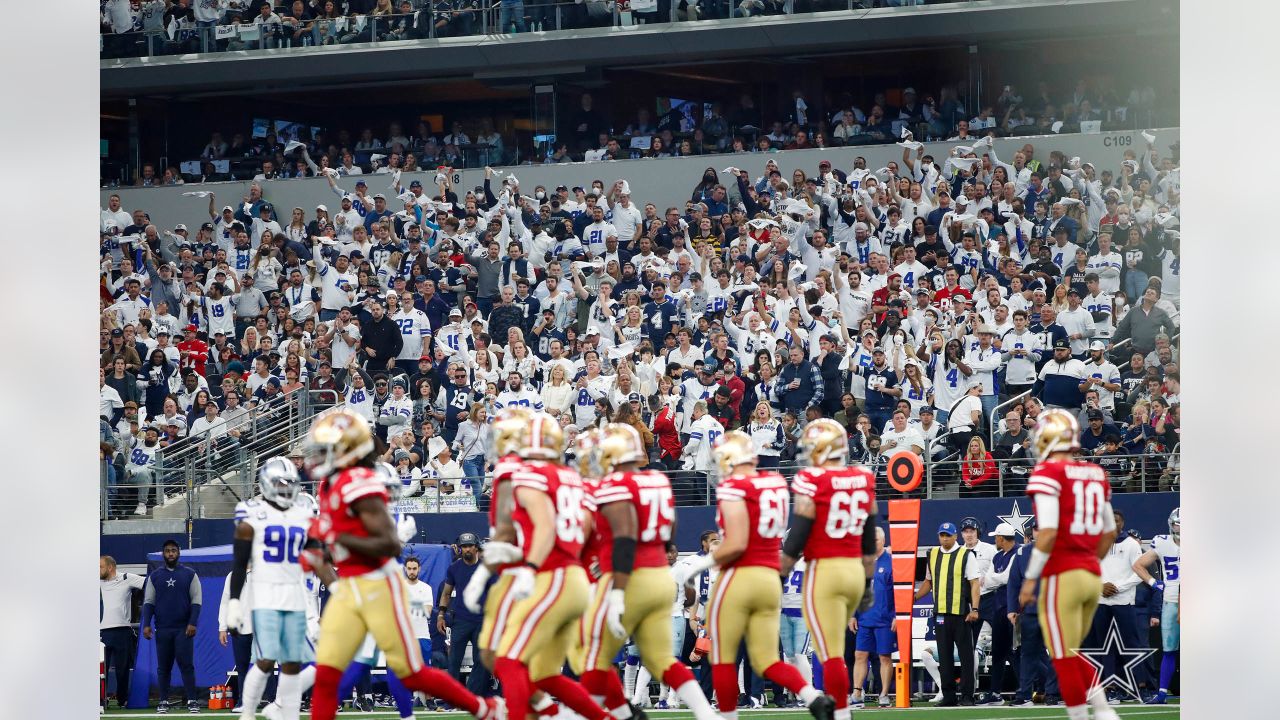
left=806, top=694, right=835, bottom=720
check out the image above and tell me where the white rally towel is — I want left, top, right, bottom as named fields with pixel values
left=283, top=140, right=306, bottom=155
left=181, top=191, right=214, bottom=198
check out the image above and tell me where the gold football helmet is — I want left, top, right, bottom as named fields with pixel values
left=520, top=411, right=566, bottom=462
left=713, top=430, right=757, bottom=477
left=304, top=407, right=375, bottom=477
left=599, top=423, right=645, bottom=474
left=798, top=418, right=849, bottom=467
left=1029, top=409, right=1081, bottom=461
left=573, top=428, right=603, bottom=479
left=491, top=407, right=534, bottom=462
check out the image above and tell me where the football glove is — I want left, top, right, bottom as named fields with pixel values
left=463, top=565, right=492, bottom=614
left=509, top=566, right=536, bottom=602
left=605, top=588, right=627, bottom=640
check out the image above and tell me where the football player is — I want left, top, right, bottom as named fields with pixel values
left=302, top=408, right=502, bottom=720
left=672, top=430, right=835, bottom=720
left=1017, top=410, right=1120, bottom=720
left=261, top=492, right=322, bottom=720
left=1132, top=507, right=1179, bottom=705
left=333, top=464, right=421, bottom=718
left=577, top=424, right=720, bottom=720
left=491, top=412, right=612, bottom=720
left=226, top=458, right=314, bottom=720
left=782, top=419, right=879, bottom=720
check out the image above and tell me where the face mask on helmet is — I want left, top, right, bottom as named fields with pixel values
left=1168, top=507, right=1180, bottom=543
left=258, top=457, right=301, bottom=509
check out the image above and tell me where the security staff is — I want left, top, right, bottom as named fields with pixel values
left=914, top=522, right=982, bottom=706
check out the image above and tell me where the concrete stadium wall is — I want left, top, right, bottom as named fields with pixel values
left=101, top=127, right=1179, bottom=232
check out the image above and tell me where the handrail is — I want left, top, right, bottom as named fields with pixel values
left=989, top=389, right=1032, bottom=446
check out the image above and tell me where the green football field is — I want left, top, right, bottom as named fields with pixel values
left=103, top=704, right=1181, bottom=719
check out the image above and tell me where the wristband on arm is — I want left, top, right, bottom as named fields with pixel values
left=611, top=536, right=637, bottom=577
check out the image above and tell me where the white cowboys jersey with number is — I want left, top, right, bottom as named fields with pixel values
left=1150, top=534, right=1180, bottom=603
left=235, top=498, right=313, bottom=611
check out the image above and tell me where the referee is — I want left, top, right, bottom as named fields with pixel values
left=914, top=522, right=982, bottom=706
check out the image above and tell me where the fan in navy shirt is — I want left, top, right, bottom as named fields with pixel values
left=140, top=540, right=202, bottom=711
left=642, top=282, right=680, bottom=347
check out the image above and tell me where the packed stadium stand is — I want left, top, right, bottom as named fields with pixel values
left=99, top=0, right=1181, bottom=713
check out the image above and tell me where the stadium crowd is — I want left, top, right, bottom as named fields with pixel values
left=99, top=122, right=1182, bottom=518
left=115, top=76, right=1162, bottom=185
left=101, top=1, right=962, bottom=58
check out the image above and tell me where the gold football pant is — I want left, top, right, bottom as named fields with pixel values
left=479, top=572, right=517, bottom=653
left=315, top=567, right=425, bottom=677
left=575, top=567, right=681, bottom=677
left=1038, top=569, right=1101, bottom=660
left=497, top=565, right=590, bottom=681
left=707, top=565, right=784, bottom=670
left=801, top=557, right=866, bottom=662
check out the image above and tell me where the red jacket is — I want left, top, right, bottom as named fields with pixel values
left=652, top=404, right=683, bottom=461
left=962, top=452, right=996, bottom=487
left=177, top=339, right=210, bottom=377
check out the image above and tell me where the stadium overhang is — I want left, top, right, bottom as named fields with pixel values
left=101, top=0, right=1177, bottom=98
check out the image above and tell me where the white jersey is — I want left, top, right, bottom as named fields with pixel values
left=1082, top=359, right=1121, bottom=411
left=965, top=541, right=997, bottom=588
left=1151, top=534, right=1180, bottom=603
left=393, top=309, right=432, bottom=361
left=202, top=295, right=236, bottom=338
left=404, top=579, right=434, bottom=639
left=781, top=558, right=806, bottom=611
left=235, top=498, right=313, bottom=611
left=494, top=387, right=544, bottom=412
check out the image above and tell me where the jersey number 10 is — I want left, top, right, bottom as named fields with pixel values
left=1068, top=481, right=1106, bottom=535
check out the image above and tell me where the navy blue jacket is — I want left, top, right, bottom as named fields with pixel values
left=140, top=564, right=202, bottom=630
left=985, top=546, right=1017, bottom=619
left=1007, top=542, right=1040, bottom=615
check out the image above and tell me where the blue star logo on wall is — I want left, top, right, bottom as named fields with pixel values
left=1076, top=618, right=1156, bottom=701
left=998, top=500, right=1033, bottom=539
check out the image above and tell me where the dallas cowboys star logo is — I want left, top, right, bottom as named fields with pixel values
left=1076, top=618, right=1156, bottom=701
left=998, top=500, right=1033, bottom=539
left=165, top=578, right=176, bottom=587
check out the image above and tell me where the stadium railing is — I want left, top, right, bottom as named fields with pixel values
left=100, top=0, right=963, bottom=60
left=102, top=443, right=1179, bottom=521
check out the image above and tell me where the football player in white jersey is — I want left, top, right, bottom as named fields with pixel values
left=1133, top=507, right=1180, bottom=704
left=261, top=492, right=323, bottom=720
left=227, top=458, right=314, bottom=720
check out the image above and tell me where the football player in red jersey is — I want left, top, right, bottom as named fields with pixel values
left=462, top=408, right=536, bottom=668
left=492, top=412, right=612, bottom=720
left=1018, top=409, right=1120, bottom=720
left=782, top=419, right=879, bottom=720
left=576, top=424, right=721, bottom=720
left=672, top=430, right=835, bottom=720
left=301, top=408, right=503, bottom=720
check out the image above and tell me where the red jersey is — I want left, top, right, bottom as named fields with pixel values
left=313, top=466, right=391, bottom=577
left=177, top=339, right=209, bottom=376
left=594, top=470, right=676, bottom=573
left=934, top=285, right=972, bottom=311
left=510, top=461, right=587, bottom=572
left=715, top=471, right=789, bottom=571
left=1026, top=459, right=1112, bottom=577
left=488, top=455, right=525, bottom=572
left=790, top=465, right=876, bottom=560
left=580, top=479, right=610, bottom=578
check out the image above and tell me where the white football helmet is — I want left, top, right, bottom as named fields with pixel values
left=258, top=457, right=301, bottom=509
left=1168, top=507, right=1180, bottom=544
